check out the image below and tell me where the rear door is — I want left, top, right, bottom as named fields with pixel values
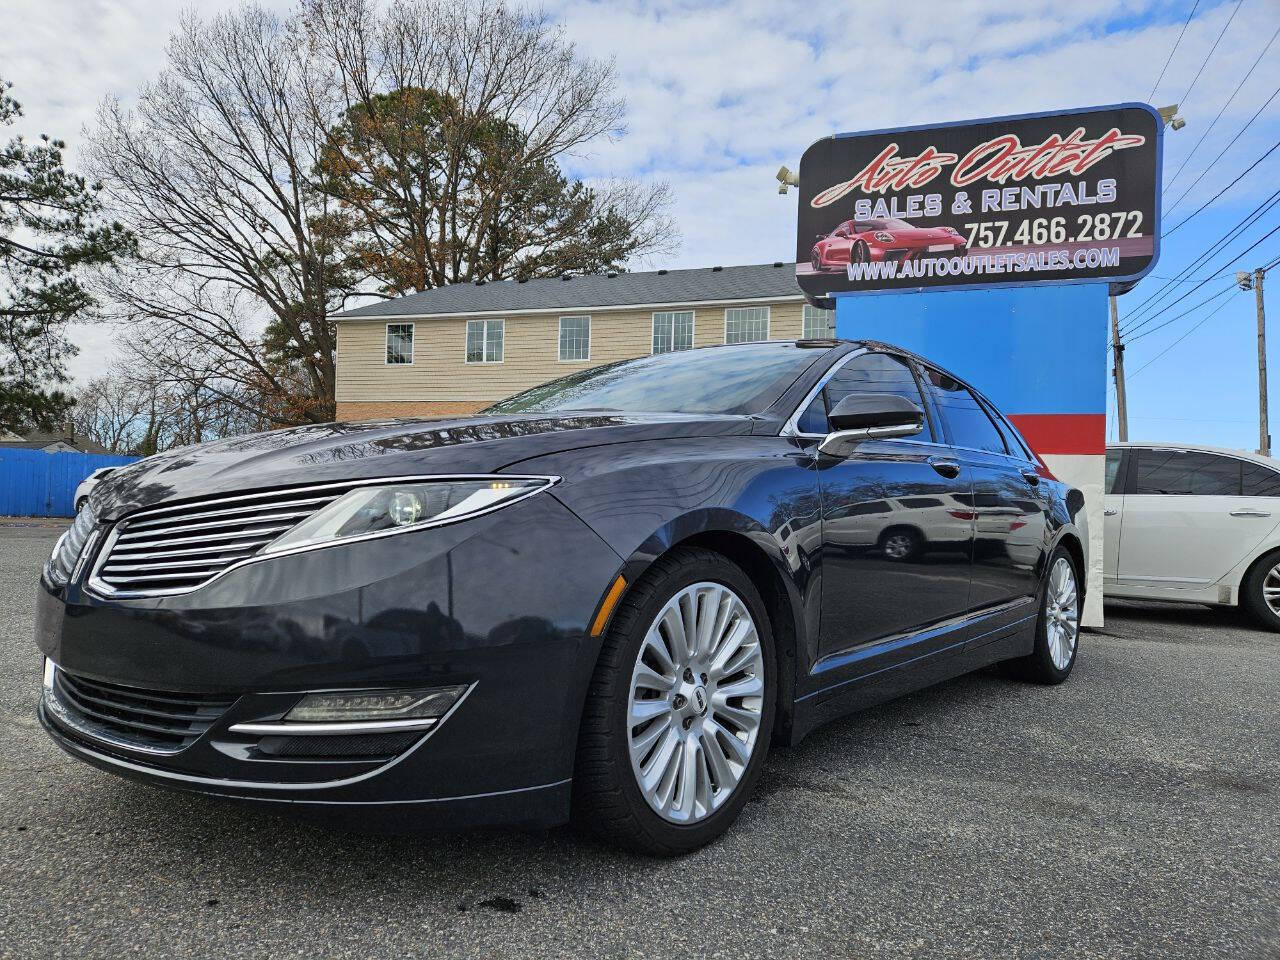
left=918, top=365, right=1046, bottom=611
left=1116, top=448, right=1280, bottom=588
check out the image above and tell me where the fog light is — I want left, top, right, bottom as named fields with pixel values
left=285, top=685, right=468, bottom=723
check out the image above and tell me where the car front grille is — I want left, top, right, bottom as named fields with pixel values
left=50, top=667, right=236, bottom=753
left=92, top=482, right=356, bottom=596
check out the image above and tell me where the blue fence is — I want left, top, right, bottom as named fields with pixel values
left=0, top=448, right=140, bottom=518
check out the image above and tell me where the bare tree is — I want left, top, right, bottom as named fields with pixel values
left=88, top=0, right=675, bottom=424
left=86, top=7, right=349, bottom=424
left=305, top=0, right=675, bottom=292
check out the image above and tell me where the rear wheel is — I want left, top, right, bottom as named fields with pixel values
left=573, top=547, right=775, bottom=855
left=1241, top=551, right=1280, bottom=632
left=852, top=240, right=870, bottom=264
left=879, top=527, right=921, bottom=561
left=810, top=246, right=823, bottom=271
left=1006, top=547, right=1080, bottom=684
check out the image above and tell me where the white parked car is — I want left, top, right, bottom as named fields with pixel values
left=73, top=467, right=117, bottom=512
left=1104, top=442, right=1280, bottom=630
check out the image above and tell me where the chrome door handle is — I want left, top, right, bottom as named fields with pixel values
left=1230, top=508, right=1272, bottom=518
left=1104, top=509, right=1118, bottom=517
left=928, top=457, right=961, bottom=479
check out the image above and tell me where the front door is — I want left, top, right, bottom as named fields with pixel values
left=795, top=351, right=975, bottom=666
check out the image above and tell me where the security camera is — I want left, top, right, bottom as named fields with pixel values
left=1170, top=116, right=1186, bottom=131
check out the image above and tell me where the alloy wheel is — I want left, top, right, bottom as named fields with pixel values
left=1263, top=563, right=1280, bottom=616
left=1045, top=556, right=1079, bottom=670
left=883, top=533, right=914, bottom=560
left=626, top=581, right=765, bottom=824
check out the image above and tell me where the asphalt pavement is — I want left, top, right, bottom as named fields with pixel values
left=1, top=521, right=1276, bottom=959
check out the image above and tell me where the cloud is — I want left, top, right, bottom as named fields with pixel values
left=4, top=0, right=1279, bottom=400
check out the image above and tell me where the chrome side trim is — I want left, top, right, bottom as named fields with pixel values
left=86, top=474, right=560, bottom=601
left=228, top=717, right=438, bottom=736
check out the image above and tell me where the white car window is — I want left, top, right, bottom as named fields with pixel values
left=1132, top=449, right=1241, bottom=496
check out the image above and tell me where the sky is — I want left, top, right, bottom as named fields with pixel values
left=3, top=0, right=1279, bottom=451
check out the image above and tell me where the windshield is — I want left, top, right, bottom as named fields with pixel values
left=854, top=218, right=912, bottom=231
left=484, top=342, right=827, bottom=416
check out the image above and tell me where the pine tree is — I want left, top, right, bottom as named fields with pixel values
left=0, top=78, right=133, bottom=432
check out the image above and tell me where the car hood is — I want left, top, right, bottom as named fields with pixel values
left=90, top=412, right=755, bottom=520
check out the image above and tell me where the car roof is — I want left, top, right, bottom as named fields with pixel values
left=1109, top=441, right=1279, bottom=469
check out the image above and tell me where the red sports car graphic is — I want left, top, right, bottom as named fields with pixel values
left=809, top=218, right=968, bottom=272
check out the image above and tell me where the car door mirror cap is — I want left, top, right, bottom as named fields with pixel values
left=827, top=393, right=925, bottom=432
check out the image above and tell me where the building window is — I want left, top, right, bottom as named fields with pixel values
left=724, top=306, right=769, bottom=344
left=466, top=318, right=504, bottom=363
left=803, top=304, right=835, bottom=339
left=385, top=323, right=414, bottom=364
left=652, top=310, right=694, bottom=354
left=559, top=315, right=591, bottom=361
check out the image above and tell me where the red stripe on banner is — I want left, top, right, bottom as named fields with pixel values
left=1007, top=414, right=1106, bottom=456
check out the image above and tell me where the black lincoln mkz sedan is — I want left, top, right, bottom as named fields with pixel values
left=37, top=339, right=1086, bottom=854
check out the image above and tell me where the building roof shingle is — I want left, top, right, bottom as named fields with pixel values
left=336, top=262, right=802, bottom=319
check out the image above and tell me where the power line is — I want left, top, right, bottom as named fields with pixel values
left=1163, top=139, right=1280, bottom=237
left=1127, top=282, right=1236, bottom=345
left=1149, top=0, right=1201, bottom=102
left=1129, top=295, right=1235, bottom=378
left=1164, top=82, right=1280, bottom=216
left=1163, top=24, right=1280, bottom=193
left=1123, top=218, right=1280, bottom=340
left=1121, top=190, right=1280, bottom=334
left=1175, top=0, right=1244, bottom=114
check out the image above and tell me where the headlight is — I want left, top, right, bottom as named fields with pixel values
left=873, top=231, right=894, bottom=242
left=45, top=503, right=98, bottom=587
left=261, top=476, right=556, bottom=554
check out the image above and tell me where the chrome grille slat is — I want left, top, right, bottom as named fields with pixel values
left=123, top=494, right=342, bottom=531
left=51, top=668, right=235, bottom=752
left=112, top=525, right=295, bottom=550
left=107, top=542, right=263, bottom=561
left=101, top=556, right=248, bottom=572
left=115, top=510, right=318, bottom=538
left=92, top=482, right=361, bottom=597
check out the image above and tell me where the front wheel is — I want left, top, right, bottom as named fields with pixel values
left=573, top=547, right=775, bottom=855
left=1006, top=547, right=1080, bottom=684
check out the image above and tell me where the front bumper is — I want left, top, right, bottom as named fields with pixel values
left=35, top=492, right=623, bottom=826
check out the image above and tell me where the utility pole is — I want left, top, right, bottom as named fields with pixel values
left=1110, top=295, right=1129, bottom=442
left=1257, top=268, right=1269, bottom=457
left=1238, top=269, right=1271, bottom=456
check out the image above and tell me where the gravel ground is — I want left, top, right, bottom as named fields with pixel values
left=0, top=522, right=1276, bottom=959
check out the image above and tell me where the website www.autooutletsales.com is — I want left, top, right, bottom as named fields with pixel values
left=846, top=245, right=1121, bottom=282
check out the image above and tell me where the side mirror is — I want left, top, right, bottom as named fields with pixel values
left=818, top=393, right=923, bottom=458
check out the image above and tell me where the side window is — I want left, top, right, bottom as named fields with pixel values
left=1105, top=449, right=1124, bottom=494
left=797, top=353, right=934, bottom=441
left=1132, top=449, right=1241, bottom=496
left=921, top=367, right=1008, bottom=454
left=1243, top=462, right=1280, bottom=496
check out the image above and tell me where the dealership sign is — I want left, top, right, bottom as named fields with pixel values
left=795, top=103, right=1162, bottom=300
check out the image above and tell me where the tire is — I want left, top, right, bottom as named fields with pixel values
left=878, top=527, right=921, bottom=561
left=1005, top=546, right=1081, bottom=684
left=810, top=247, right=823, bottom=272
left=852, top=240, right=869, bottom=264
left=1241, top=550, right=1280, bottom=631
left=74, top=498, right=87, bottom=513
left=573, top=546, right=776, bottom=855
